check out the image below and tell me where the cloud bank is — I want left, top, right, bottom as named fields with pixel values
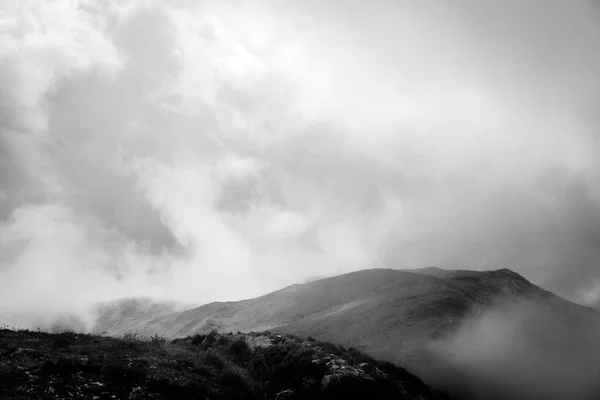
left=2, top=0, right=600, bottom=328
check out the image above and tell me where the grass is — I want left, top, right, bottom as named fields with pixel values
left=0, top=327, right=449, bottom=400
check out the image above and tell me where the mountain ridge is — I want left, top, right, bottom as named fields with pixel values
left=93, top=266, right=566, bottom=363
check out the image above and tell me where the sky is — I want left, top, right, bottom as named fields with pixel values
left=2, top=0, right=600, bottom=328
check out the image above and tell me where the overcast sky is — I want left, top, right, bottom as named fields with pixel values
left=2, top=0, right=600, bottom=328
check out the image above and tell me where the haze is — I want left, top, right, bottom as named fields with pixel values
left=2, top=0, right=600, bottom=328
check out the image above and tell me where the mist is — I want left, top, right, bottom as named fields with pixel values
left=2, top=0, right=600, bottom=329
left=423, top=296, right=600, bottom=400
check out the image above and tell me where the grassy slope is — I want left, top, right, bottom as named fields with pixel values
left=0, top=328, right=450, bottom=400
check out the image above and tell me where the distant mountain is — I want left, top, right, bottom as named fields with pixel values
left=93, top=267, right=552, bottom=362
left=94, top=268, right=600, bottom=399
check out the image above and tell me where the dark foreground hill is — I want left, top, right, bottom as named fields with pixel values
left=0, top=328, right=450, bottom=400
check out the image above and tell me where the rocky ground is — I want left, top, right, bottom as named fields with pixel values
left=0, top=328, right=451, bottom=400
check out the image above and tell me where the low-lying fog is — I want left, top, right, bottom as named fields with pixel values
left=426, top=297, right=600, bottom=400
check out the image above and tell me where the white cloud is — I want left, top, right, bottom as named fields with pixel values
left=213, top=154, right=265, bottom=181
left=2, top=0, right=600, bottom=330
left=0, top=0, right=123, bottom=115
left=263, top=210, right=309, bottom=240
left=0, top=203, right=144, bottom=328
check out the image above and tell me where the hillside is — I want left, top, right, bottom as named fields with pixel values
left=94, top=268, right=556, bottom=363
left=91, top=267, right=600, bottom=399
left=0, top=328, right=450, bottom=400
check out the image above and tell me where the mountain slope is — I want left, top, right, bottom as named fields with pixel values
left=95, top=267, right=600, bottom=399
left=95, top=267, right=571, bottom=365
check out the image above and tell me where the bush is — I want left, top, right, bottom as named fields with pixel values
left=191, top=334, right=206, bottom=346
left=217, top=335, right=229, bottom=346
left=295, top=354, right=326, bottom=380
left=199, top=349, right=228, bottom=371
left=150, top=334, right=167, bottom=346
left=219, top=366, right=253, bottom=391
left=207, top=328, right=219, bottom=340
left=230, top=338, right=252, bottom=362
left=122, top=332, right=140, bottom=341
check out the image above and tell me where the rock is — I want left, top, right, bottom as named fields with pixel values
left=129, top=386, right=144, bottom=399
left=274, top=388, right=294, bottom=399
left=321, top=374, right=336, bottom=390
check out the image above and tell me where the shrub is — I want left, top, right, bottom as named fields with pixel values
left=199, top=349, right=228, bottom=371
left=217, top=335, right=229, bottom=346
left=150, top=334, right=167, bottom=346
left=191, top=333, right=206, bottom=346
left=219, top=366, right=252, bottom=390
left=207, top=328, right=219, bottom=340
left=122, top=332, right=140, bottom=341
left=201, top=329, right=219, bottom=347
left=295, top=354, right=326, bottom=380
left=230, top=338, right=252, bottom=362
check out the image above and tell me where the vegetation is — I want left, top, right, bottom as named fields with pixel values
left=0, top=327, right=449, bottom=399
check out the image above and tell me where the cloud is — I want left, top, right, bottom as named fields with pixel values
left=0, top=203, right=155, bottom=329
left=2, top=0, right=600, bottom=329
left=0, top=0, right=123, bottom=127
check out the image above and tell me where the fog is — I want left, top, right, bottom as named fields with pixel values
left=2, top=0, right=600, bottom=329
left=425, top=296, right=600, bottom=400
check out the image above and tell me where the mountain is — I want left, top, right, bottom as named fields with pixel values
left=93, top=267, right=552, bottom=363
left=94, top=267, right=600, bottom=399
left=0, top=328, right=450, bottom=400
